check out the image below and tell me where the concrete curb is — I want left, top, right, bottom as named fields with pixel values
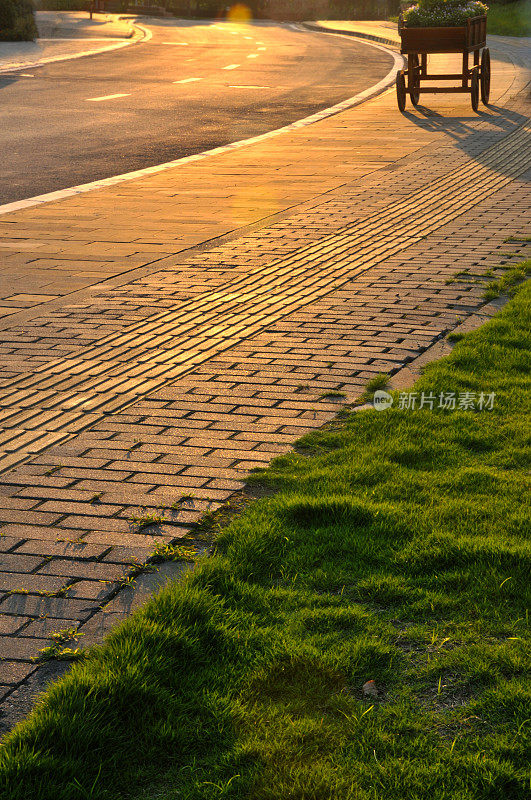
left=301, top=21, right=400, bottom=50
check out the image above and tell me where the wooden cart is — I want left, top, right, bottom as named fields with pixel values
left=396, top=14, right=490, bottom=111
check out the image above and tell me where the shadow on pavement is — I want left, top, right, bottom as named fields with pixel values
left=0, top=77, right=18, bottom=91
left=403, top=103, right=530, bottom=178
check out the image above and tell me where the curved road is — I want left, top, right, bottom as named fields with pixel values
left=0, top=19, right=393, bottom=204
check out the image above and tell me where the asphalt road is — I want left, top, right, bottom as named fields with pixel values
left=0, top=19, right=393, bottom=204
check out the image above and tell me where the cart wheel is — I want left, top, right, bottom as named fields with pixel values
left=481, top=47, right=491, bottom=105
left=471, top=69, right=479, bottom=111
left=396, top=72, right=406, bottom=112
left=409, top=54, right=420, bottom=106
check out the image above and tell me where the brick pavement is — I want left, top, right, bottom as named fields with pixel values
left=0, top=28, right=530, bottom=724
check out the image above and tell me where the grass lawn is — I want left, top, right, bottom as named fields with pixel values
left=0, top=277, right=529, bottom=800
left=487, top=1, right=531, bottom=36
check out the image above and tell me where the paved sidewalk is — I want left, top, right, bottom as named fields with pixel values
left=307, top=19, right=401, bottom=47
left=0, top=22, right=530, bottom=728
left=0, top=11, right=137, bottom=73
left=36, top=10, right=135, bottom=39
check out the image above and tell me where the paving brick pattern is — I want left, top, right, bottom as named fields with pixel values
left=1, top=113, right=528, bottom=472
left=0, top=38, right=530, bottom=713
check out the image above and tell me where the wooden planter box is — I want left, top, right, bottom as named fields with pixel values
left=395, top=14, right=490, bottom=111
left=399, top=14, right=486, bottom=53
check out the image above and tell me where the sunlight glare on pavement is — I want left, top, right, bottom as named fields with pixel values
left=231, top=180, right=280, bottom=226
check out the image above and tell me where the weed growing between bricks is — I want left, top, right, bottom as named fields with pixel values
left=33, top=629, right=86, bottom=665
left=483, top=260, right=531, bottom=303
left=0, top=279, right=529, bottom=799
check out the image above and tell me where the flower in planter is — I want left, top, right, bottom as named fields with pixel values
left=403, top=0, right=488, bottom=27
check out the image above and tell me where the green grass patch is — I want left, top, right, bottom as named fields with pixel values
left=357, top=372, right=390, bottom=404
left=446, top=330, right=465, bottom=342
left=130, top=512, right=164, bottom=532
left=151, top=542, right=198, bottom=563
left=484, top=259, right=531, bottom=301
left=444, top=259, right=530, bottom=297
left=0, top=282, right=530, bottom=799
left=33, top=646, right=85, bottom=664
left=487, top=1, right=531, bottom=36
left=318, top=390, right=347, bottom=400
left=365, top=373, right=389, bottom=393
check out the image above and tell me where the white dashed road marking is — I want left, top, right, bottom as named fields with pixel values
left=86, top=93, right=131, bottom=102
left=247, top=54, right=258, bottom=58
left=173, top=77, right=202, bottom=84
left=229, top=85, right=269, bottom=89
left=222, top=64, right=240, bottom=70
